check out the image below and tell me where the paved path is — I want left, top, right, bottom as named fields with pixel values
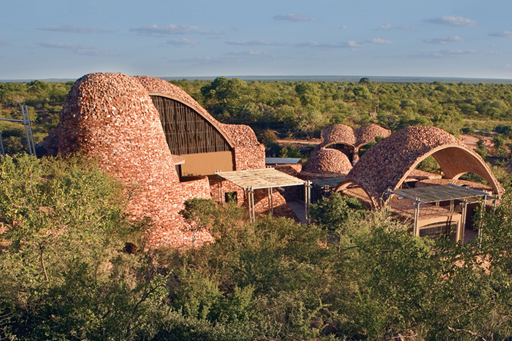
left=287, top=200, right=307, bottom=224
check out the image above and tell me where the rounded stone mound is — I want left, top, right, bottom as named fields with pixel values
left=54, top=72, right=214, bottom=248
left=304, top=149, right=353, bottom=174
left=57, top=72, right=180, bottom=185
left=320, top=124, right=356, bottom=149
left=354, top=123, right=391, bottom=148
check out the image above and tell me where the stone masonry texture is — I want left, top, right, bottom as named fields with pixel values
left=45, top=73, right=277, bottom=248
left=338, top=126, right=504, bottom=208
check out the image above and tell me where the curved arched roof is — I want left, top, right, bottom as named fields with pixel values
left=320, top=123, right=391, bottom=150
left=354, top=124, right=391, bottom=149
left=57, top=72, right=180, bottom=184
left=337, top=126, right=504, bottom=208
left=135, top=76, right=235, bottom=149
left=320, top=124, right=357, bottom=149
left=303, top=149, right=353, bottom=174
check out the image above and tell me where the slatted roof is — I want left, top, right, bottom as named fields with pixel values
left=390, top=184, right=493, bottom=204
left=216, top=168, right=305, bottom=190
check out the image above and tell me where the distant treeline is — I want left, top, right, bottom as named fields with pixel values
left=173, top=77, right=512, bottom=138
left=2, top=78, right=512, bottom=153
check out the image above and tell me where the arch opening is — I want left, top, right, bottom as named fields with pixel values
left=336, top=181, right=375, bottom=209
left=323, top=143, right=355, bottom=162
left=395, top=145, right=503, bottom=198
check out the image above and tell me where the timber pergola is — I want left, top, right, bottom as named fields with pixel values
left=216, top=168, right=312, bottom=223
left=387, top=184, right=495, bottom=242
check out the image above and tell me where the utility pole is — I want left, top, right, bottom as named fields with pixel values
left=0, top=105, right=36, bottom=155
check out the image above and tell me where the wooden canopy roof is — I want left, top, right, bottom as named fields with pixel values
left=389, top=184, right=493, bottom=204
left=216, top=168, right=305, bottom=190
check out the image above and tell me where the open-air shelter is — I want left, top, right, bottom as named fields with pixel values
left=387, top=184, right=495, bottom=242
left=216, top=168, right=311, bottom=223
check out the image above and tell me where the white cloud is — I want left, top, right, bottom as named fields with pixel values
left=130, top=24, right=222, bottom=36
left=40, top=25, right=103, bottom=33
left=339, top=25, right=347, bottom=29
left=489, top=31, right=512, bottom=37
left=177, top=56, right=241, bottom=64
left=378, top=23, right=416, bottom=31
left=294, top=40, right=361, bottom=48
left=367, top=38, right=393, bottom=44
left=422, top=36, right=464, bottom=44
left=38, top=42, right=109, bottom=56
left=273, top=14, right=316, bottom=22
left=424, top=15, right=478, bottom=27
left=489, top=64, right=512, bottom=72
left=485, top=51, right=503, bottom=55
left=400, top=49, right=477, bottom=58
left=226, top=39, right=290, bottom=46
left=167, top=38, right=198, bottom=47
left=441, top=49, right=477, bottom=56
left=226, top=50, right=268, bottom=56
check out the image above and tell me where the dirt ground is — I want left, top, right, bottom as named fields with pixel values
left=460, top=134, right=493, bottom=150
left=276, top=139, right=320, bottom=145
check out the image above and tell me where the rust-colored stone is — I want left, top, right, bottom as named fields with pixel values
left=44, top=72, right=270, bottom=248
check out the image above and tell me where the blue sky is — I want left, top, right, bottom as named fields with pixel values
left=1, top=0, right=512, bottom=80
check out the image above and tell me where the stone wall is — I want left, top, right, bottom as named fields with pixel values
left=44, top=72, right=274, bottom=249
left=221, top=124, right=265, bottom=170
left=49, top=73, right=217, bottom=249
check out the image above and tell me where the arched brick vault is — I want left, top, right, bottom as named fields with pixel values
left=135, top=76, right=235, bottom=149
left=354, top=124, right=392, bottom=149
left=336, top=126, right=504, bottom=208
left=135, top=75, right=264, bottom=170
left=320, top=124, right=357, bottom=149
left=49, top=73, right=217, bottom=248
left=44, top=73, right=270, bottom=247
left=319, top=124, right=391, bottom=150
left=305, top=123, right=391, bottom=174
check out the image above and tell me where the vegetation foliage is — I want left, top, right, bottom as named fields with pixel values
left=1, top=78, right=512, bottom=339
left=1, top=155, right=512, bottom=340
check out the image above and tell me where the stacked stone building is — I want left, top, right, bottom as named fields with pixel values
left=45, top=73, right=286, bottom=248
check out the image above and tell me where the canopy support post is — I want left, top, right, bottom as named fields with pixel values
left=413, top=200, right=420, bottom=237
left=245, top=188, right=251, bottom=222
left=478, top=197, right=484, bottom=248
left=250, top=187, right=255, bottom=223
left=304, top=181, right=311, bottom=224
left=460, top=199, right=468, bottom=243
left=269, top=187, right=273, bottom=214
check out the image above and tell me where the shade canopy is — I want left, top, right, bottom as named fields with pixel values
left=389, top=184, right=493, bottom=204
left=216, top=168, right=305, bottom=190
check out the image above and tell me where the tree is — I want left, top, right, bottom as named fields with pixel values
left=0, top=155, right=167, bottom=340
left=295, top=82, right=321, bottom=108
